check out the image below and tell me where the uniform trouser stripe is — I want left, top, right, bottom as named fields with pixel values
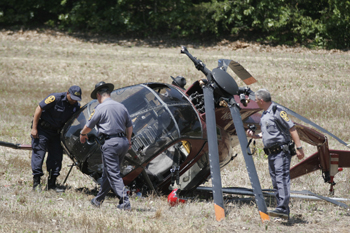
left=268, top=151, right=291, bottom=214
left=95, top=138, right=129, bottom=203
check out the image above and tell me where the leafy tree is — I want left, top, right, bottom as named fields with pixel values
left=0, top=0, right=348, bottom=49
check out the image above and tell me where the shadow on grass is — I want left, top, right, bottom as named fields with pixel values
left=282, top=214, right=308, bottom=226
left=223, top=196, right=309, bottom=226
left=74, top=186, right=100, bottom=196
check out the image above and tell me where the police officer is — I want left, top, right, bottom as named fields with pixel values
left=247, top=88, right=305, bottom=220
left=80, top=81, right=133, bottom=211
left=31, top=85, right=82, bottom=192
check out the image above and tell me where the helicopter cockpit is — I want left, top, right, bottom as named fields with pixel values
left=61, top=83, right=202, bottom=184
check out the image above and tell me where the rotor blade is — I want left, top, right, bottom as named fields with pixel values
left=198, top=186, right=350, bottom=205
left=229, top=60, right=257, bottom=85
left=0, top=140, right=32, bottom=150
left=295, top=190, right=349, bottom=209
left=273, top=102, right=350, bottom=148
left=228, top=100, right=270, bottom=222
left=197, top=186, right=275, bottom=197
left=202, top=85, right=225, bottom=221
left=218, top=59, right=257, bottom=85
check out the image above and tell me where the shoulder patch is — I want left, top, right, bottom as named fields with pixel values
left=88, top=110, right=95, bottom=120
left=280, top=111, right=290, bottom=122
left=44, top=95, right=55, bottom=104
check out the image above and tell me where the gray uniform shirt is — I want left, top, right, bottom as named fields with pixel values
left=260, top=104, right=294, bottom=148
left=86, top=98, right=132, bottom=136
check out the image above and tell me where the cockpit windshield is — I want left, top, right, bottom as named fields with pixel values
left=61, top=83, right=202, bottom=182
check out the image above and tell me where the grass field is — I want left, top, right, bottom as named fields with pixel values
left=1, top=30, right=350, bottom=232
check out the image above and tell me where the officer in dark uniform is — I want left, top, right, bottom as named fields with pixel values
left=80, top=81, right=133, bottom=211
left=31, top=85, right=82, bottom=192
left=247, top=88, right=305, bottom=220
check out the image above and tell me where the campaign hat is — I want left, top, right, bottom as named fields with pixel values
left=90, top=81, right=114, bottom=99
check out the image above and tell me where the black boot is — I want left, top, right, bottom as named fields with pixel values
left=33, top=175, right=41, bottom=191
left=47, top=176, right=65, bottom=193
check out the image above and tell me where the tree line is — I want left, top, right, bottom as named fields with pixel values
left=1, top=0, right=349, bottom=49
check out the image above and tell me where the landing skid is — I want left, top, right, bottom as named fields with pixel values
left=195, top=186, right=350, bottom=210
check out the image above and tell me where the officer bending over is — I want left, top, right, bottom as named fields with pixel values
left=247, top=88, right=305, bottom=220
left=31, top=85, right=82, bottom=192
left=80, top=81, right=133, bottom=211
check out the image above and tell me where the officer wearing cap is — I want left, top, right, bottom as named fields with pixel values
left=31, top=85, right=82, bottom=192
left=80, top=81, right=133, bottom=211
left=247, top=88, right=305, bottom=220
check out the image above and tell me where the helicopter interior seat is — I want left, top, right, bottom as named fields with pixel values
left=145, top=142, right=185, bottom=183
left=145, top=147, right=175, bottom=182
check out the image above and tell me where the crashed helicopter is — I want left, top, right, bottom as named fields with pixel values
left=1, top=47, right=350, bottom=222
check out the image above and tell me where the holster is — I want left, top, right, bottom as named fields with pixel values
left=288, top=141, right=296, bottom=156
left=97, top=135, right=105, bottom=146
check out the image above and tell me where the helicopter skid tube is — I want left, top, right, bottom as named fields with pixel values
left=197, top=186, right=350, bottom=209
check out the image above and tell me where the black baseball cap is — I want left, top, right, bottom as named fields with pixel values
left=68, top=85, right=82, bottom=101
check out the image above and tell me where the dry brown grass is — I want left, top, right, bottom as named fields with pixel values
left=1, top=29, right=350, bottom=232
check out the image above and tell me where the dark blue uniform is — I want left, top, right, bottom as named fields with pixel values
left=31, top=92, right=80, bottom=177
left=260, top=104, right=294, bottom=217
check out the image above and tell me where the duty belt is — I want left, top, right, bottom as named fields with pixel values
left=38, top=119, right=61, bottom=132
left=103, top=132, right=126, bottom=140
left=264, top=143, right=283, bottom=155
